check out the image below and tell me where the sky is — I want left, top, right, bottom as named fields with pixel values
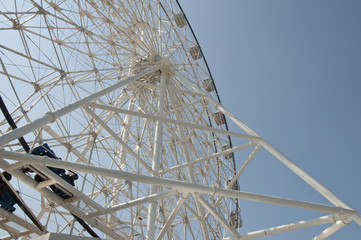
left=180, top=0, right=361, bottom=239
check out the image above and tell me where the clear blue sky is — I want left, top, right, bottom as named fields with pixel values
left=180, top=0, right=361, bottom=239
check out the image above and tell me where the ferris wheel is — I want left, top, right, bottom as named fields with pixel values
left=0, top=0, right=359, bottom=239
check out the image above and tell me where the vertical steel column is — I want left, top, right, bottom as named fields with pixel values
left=107, top=98, right=135, bottom=233
left=197, top=196, right=239, bottom=237
left=167, top=84, right=210, bottom=240
left=156, top=197, right=186, bottom=240
left=147, top=72, right=166, bottom=240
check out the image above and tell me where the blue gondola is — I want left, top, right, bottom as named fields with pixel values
left=31, top=144, right=78, bottom=199
left=0, top=172, right=16, bottom=212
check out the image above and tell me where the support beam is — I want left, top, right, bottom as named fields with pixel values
left=83, top=106, right=152, bottom=172
left=231, top=145, right=261, bottom=188
left=0, top=65, right=159, bottom=147
left=85, top=102, right=257, bottom=141
left=167, top=83, right=210, bottom=240
left=0, top=208, right=42, bottom=235
left=33, top=164, right=105, bottom=212
left=205, top=145, right=261, bottom=220
left=107, top=96, right=134, bottom=232
left=223, top=215, right=337, bottom=240
left=312, top=221, right=346, bottom=240
left=147, top=72, right=166, bottom=240
left=0, top=150, right=357, bottom=217
left=174, top=70, right=361, bottom=226
left=0, top=159, right=125, bottom=239
left=89, top=190, right=177, bottom=217
left=0, top=223, right=22, bottom=238
left=161, top=142, right=256, bottom=174
left=0, top=44, right=59, bottom=71
left=156, top=197, right=186, bottom=240
left=197, top=196, right=239, bottom=237
left=1, top=230, right=33, bottom=240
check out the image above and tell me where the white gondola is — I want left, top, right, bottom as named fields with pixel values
left=213, top=111, right=226, bottom=126
left=174, top=13, right=186, bottom=28
left=229, top=210, right=243, bottom=229
left=203, top=78, right=215, bottom=92
left=190, top=45, right=202, bottom=60
left=222, top=143, right=234, bottom=160
left=226, top=177, right=239, bottom=191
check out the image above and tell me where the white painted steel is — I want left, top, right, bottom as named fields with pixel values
left=161, top=142, right=256, bottom=174
left=147, top=73, right=167, bottom=240
left=156, top=197, right=186, bottom=240
left=312, top=221, right=346, bottom=240
left=0, top=207, right=43, bottom=236
left=197, top=196, right=239, bottom=237
left=167, top=81, right=211, bottom=240
left=84, top=102, right=255, bottom=140
left=83, top=106, right=153, bottom=172
left=175, top=70, right=361, bottom=225
left=222, top=215, right=337, bottom=240
left=89, top=190, right=177, bottom=217
left=0, top=65, right=159, bottom=148
left=205, top=145, right=261, bottom=221
left=0, top=151, right=356, bottom=216
left=0, top=0, right=359, bottom=239
left=182, top=72, right=355, bottom=210
left=0, top=160, right=125, bottom=239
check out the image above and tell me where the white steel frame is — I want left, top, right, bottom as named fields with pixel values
left=0, top=1, right=359, bottom=240
left=0, top=65, right=359, bottom=239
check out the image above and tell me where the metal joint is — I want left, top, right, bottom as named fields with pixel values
left=45, top=112, right=56, bottom=123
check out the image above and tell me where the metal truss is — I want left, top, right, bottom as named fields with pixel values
left=0, top=0, right=359, bottom=239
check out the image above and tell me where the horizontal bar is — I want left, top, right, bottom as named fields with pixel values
left=85, top=102, right=259, bottom=141
left=89, top=190, right=177, bottom=217
left=161, top=142, right=256, bottom=174
left=223, top=215, right=336, bottom=240
left=0, top=150, right=356, bottom=216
